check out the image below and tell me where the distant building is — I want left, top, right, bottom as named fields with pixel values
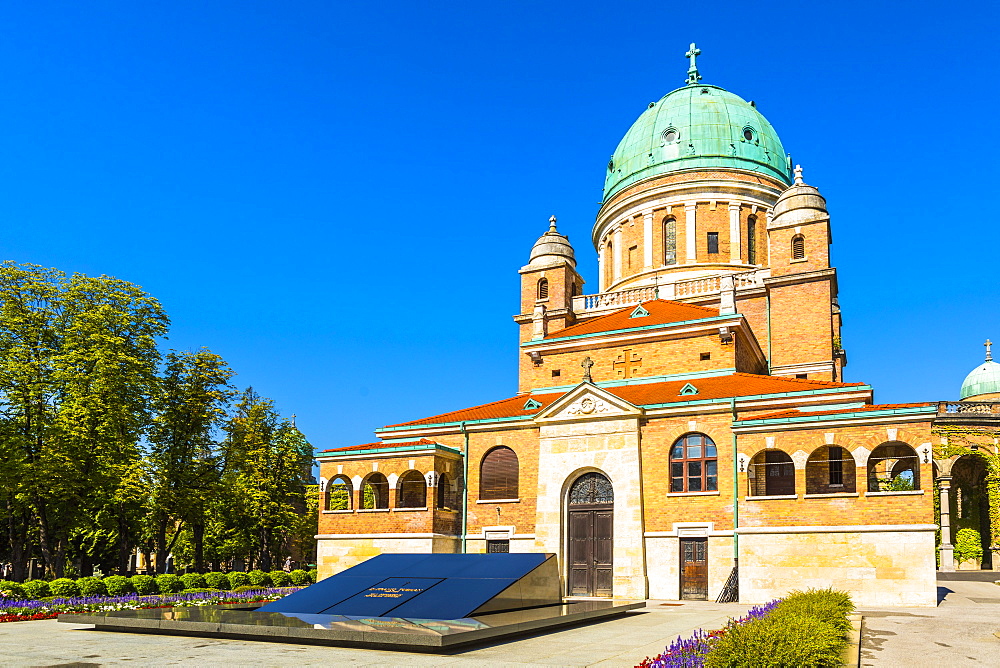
left=315, top=46, right=993, bottom=607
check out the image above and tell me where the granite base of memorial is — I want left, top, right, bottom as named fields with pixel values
left=58, top=553, right=644, bottom=650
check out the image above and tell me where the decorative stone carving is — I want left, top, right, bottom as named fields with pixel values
left=566, top=396, right=611, bottom=416
left=424, top=471, right=439, bottom=487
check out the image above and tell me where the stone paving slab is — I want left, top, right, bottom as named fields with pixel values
left=0, top=601, right=752, bottom=667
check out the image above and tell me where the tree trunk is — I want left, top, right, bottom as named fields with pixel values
left=193, top=523, right=205, bottom=573
left=154, top=517, right=168, bottom=575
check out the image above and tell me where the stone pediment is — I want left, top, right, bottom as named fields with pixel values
left=533, top=383, right=643, bottom=423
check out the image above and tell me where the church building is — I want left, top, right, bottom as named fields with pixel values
left=314, top=46, right=993, bottom=608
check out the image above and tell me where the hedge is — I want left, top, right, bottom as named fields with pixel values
left=49, top=578, right=79, bottom=597
left=0, top=569, right=314, bottom=602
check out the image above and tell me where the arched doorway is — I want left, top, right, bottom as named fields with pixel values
left=951, top=456, right=992, bottom=569
left=567, top=472, right=614, bottom=597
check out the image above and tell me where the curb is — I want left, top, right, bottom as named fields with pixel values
left=843, top=614, right=864, bottom=667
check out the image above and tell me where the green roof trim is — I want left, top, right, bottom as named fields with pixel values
left=733, top=405, right=936, bottom=428
left=630, top=304, right=650, bottom=318
left=530, top=368, right=737, bottom=394
left=316, top=442, right=462, bottom=458
left=521, top=314, right=731, bottom=346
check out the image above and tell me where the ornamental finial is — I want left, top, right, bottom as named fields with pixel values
left=685, top=43, right=702, bottom=85
left=986, top=339, right=993, bottom=362
left=793, top=164, right=804, bottom=185
left=548, top=215, right=558, bottom=233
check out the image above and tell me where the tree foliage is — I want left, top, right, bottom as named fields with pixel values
left=0, top=262, right=316, bottom=579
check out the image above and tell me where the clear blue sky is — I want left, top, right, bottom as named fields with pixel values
left=1, top=1, right=997, bottom=451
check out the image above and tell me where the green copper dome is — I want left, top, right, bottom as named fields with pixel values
left=960, top=359, right=1000, bottom=399
left=603, top=83, right=792, bottom=201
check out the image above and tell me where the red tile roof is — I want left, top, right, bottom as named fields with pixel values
left=319, top=438, right=440, bottom=454
left=383, top=393, right=564, bottom=428
left=382, top=373, right=867, bottom=429
left=743, top=403, right=935, bottom=422
left=543, top=300, right=719, bottom=340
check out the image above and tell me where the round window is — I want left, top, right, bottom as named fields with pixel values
left=743, top=128, right=754, bottom=141
left=661, top=128, right=678, bottom=143
left=607, top=159, right=614, bottom=172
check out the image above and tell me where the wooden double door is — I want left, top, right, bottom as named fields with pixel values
left=568, top=506, right=613, bottom=597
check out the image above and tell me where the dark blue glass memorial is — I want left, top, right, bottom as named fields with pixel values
left=60, top=553, right=643, bottom=650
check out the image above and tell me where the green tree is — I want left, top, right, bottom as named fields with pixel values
left=0, top=263, right=167, bottom=577
left=224, top=388, right=314, bottom=571
left=146, top=349, right=235, bottom=573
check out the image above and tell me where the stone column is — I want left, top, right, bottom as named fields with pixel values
left=728, top=203, right=741, bottom=264
left=938, top=476, right=955, bottom=572
left=685, top=203, right=697, bottom=263
left=613, top=227, right=622, bottom=283
left=643, top=211, right=654, bottom=269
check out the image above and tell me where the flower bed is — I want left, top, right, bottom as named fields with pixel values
left=0, top=587, right=300, bottom=623
left=638, top=589, right=853, bottom=668
left=639, top=600, right=780, bottom=668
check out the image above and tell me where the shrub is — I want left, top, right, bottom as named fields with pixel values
left=705, top=612, right=845, bottom=668
left=181, top=587, right=218, bottom=593
left=131, top=574, right=158, bottom=595
left=247, top=570, right=271, bottom=587
left=226, top=571, right=249, bottom=589
left=204, top=572, right=229, bottom=590
left=0, top=580, right=26, bottom=599
left=156, top=574, right=184, bottom=594
left=956, top=527, right=984, bottom=565
left=103, top=575, right=135, bottom=596
left=180, top=573, right=206, bottom=590
left=22, top=579, right=51, bottom=599
left=772, top=588, right=854, bottom=634
left=76, top=576, right=107, bottom=597
left=269, top=570, right=291, bottom=587
left=308, top=569, right=318, bottom=583
left=49, top=578, right=80, bottom=597
left=288, top=569, right=310, bottom=586
left=233, top=585, right=267, bottom=593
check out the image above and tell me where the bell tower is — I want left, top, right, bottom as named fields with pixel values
left=514, top=216, right=584, bottom=392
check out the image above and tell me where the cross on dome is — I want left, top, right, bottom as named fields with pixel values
left=794, top=164, right=804, bottom=185
left=986, top=339, right=993, bottom=362
left=685, top=43, right=702, bottom=85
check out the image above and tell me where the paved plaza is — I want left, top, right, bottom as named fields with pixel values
left=2, top=579, right=1000, bottom=667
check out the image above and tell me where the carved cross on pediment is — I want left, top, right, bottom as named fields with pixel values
left=581, top=356, right=594, bottom=382
left=613, top=348, right=643, bottom=379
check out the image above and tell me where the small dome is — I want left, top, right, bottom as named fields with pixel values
left=772, top=165, right=828, bottom=219
left=528, top=217, right=576, bottom=267
left=960, top=359, right=1000, bottom=400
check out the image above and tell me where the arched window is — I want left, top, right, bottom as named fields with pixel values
left=791, top=235, right=805, bottom=260
left=669, top=433, right=718, bottom=492
left=747, top=215, right=757, bottom=265
left=537, top=278, right=549, bottom=300
left=396, top=470, right=427, bottom=508
left=480, top=446, right=519, bottom=500
left=437, top=472, right=457, bottom=509
left=325, top=475, right=353, bottom=511
left=868, top=443, right=920, bottom=492
left=360, top=473, right=390, bottom=509
left=805, top=446, right=856, bottom=494
left=748, top=450, right=795, bottom=496
left=664, top=217, right=677, bottom=266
